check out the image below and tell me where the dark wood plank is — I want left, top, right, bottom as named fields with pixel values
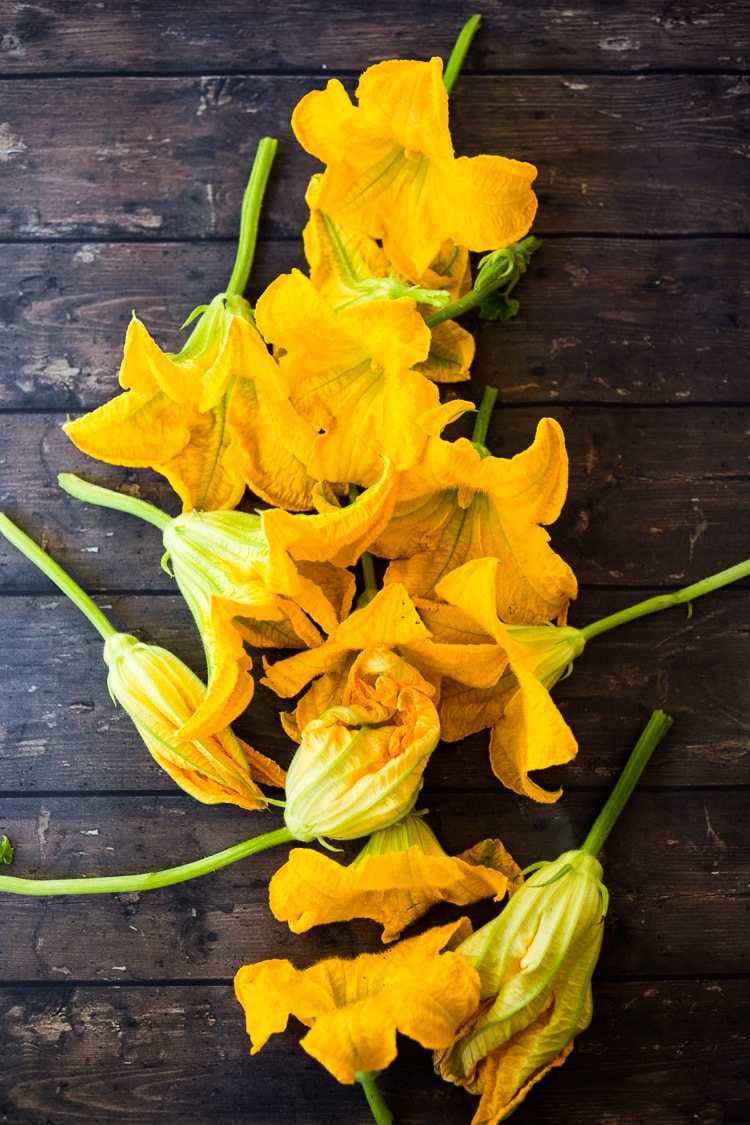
left=1, top=408, right=746, bottom=590
left=0, top=75, right=747, bottom=241
left=0, top=0, right=747, bottom=75
left=0, top=979, right=747, bottom=1123
left=1, top=237, right=746, bottom=411
left=0, top=589, right=747, bottom=794
left=0, top=788, right=748, bottom=980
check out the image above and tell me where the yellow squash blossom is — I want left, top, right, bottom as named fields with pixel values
left=436, top=711, right=674, bottom=1123
left=234, top=917, right=480, bottom=1084
left=254, top=268, right=472, bottom=488
left=0, top=512, right=285, bottom=811
left=282, top=645, right=440, bottom=842
left=162, top=459, right=396, bottom=739
left=303, top=177, right=476, bottom=384
left=436, top=558, right=586, bottom=801
left=270, top=812, right=521, bottom=942
left=64, top=294, right=320, bottom=513
left=372, top=416, right=577, bottom=625
left=103, top=632, right=285, bottom=810
left=291, top=57, right=538, bottom=279
left=436, top=851, right=606, bottom=1124
left=262, top=581, right=512, bottom=743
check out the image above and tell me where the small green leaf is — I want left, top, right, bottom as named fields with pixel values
left=0, top=835, right=14, bottom=865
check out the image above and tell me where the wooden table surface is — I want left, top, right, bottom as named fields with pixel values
left=0, top=2, right=748, bottom=1122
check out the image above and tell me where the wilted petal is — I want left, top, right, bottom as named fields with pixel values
left=270, top=815, right=520, bottom=942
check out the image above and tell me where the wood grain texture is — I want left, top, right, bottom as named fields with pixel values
left=0, top=75, right=748, bottom=241
left=0, top=0, right=748, bottom=74
left=0, top=2, right=748, bottom=1122
left=0, top=980, right=747, bottom=1124
left=1, top=237, right=747, bottom=411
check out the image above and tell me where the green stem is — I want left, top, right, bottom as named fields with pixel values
left=443, top=14, right=482, bottom=95
left=359, top=550, right=378, bottom=601
left=225, top=136, right=278, bottom=296
left=357, top=1072, right=395, bottom=1125
left=472, top=385, right=498, bottom=448
left=0, top=513, right=116, bottom=642
left=58, top=473, right=171, bottom=531
left=580, top=710, right=673, bottom=856
left=580, top=559, right=750, bottom=643
left=424, top=281, right=488, bottom=328
left=0, top=827, right=294, bottom=896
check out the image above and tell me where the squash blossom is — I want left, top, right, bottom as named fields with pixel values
left=0, top=513, right=285, bottom=811
left=234, top=917, right=480, bottom=1085
left=435, top=553, right=750, bottom=802
left=436, top=710, right=674, bottom=1123
left=58, top=460, right=396, bottom=741
left=270, top=812, right=521, bottom=942
left=291, top=56, right=538, bottom=279
left=371, top=415, right=577, bottom=624
left=283, top=645, right=440, bottom=842
left=103, top=632, right=285, bottom=810
left=63, top=139, right=321, bottom=515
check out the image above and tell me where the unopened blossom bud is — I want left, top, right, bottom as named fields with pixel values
left=436, top=848, right=606, bottom=1122
left=436, top=710, right=674, bottom=1124
left=283, top=645, right=440, bottom=842
left=103, top=632, right=284, bottom=811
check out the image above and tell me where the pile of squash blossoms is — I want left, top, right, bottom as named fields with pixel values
left=1, top=17, right=748, bottom=1125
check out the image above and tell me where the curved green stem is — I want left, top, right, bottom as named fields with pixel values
left=581, top=710, right=673, bottom=856
left=0, top=826, right=294, bottom=896
left=58, top=473, right=171, bottom=531
left=225, top=136, right=278, bottom=296
left=0, top=513, right=116, bottom=642
left=580, top=559, right=750, bottom=643
left=424, top=281, right=489, bottom=328
left=443, top=14, right=482, bottom=95
left=424, top=236, right=541, bottom=328
left=357, top=1072, right=395, bottom=1125
left=472, top=385, right=499, bottom=448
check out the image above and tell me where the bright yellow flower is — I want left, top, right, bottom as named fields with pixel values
left=102, top=632, right=285, bottom=810
left=436, top=559, right=586, bottom=801
left=262, top=581, right=511, bottom=744
left=234, top=917, right=480, bottom=1084
left=159, top=460, right=395, bottom=739
left=270, top=813, right=521, bottom=942
left=64, top=294, right=320, bottom=513
left=373, top=417, right=577, bottom=626
left=436, top=851, right=606, bottom=1124
left=291, top=57, right=538, bottom=279
left=282, top=645, right=440, bottom=842
left=262, top=582, right=432, bottom=735
left=254, top=268, right=472, bottom=488
left=303, top=177, right=475, bottom=384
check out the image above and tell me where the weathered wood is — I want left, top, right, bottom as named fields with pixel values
left=0, top=75, right=748, bottom=241
left=0, top=0, right=747, bottom=75
left=0, top=979, right=746, bottom=1124
left=0, top=237, right=746, bottom=411
left=0, top=589, right=746, bottom=794
left=0, top=3, right=747, bottom=1122
left=0, top=788, right=747, bottom=980
left=0, top=408, right=746, bottom=590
